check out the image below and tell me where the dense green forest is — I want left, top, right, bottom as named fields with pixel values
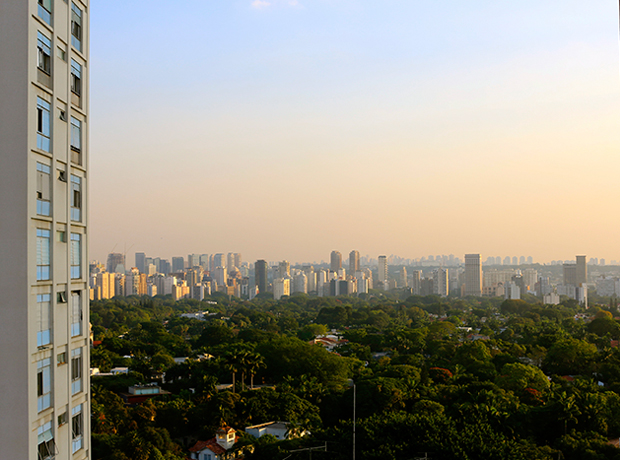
left=90, top=292, right=620, bottom=460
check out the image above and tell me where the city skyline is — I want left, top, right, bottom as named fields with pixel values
left=90, top=1, right=620, bottom=265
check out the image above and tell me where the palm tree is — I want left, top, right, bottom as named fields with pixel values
left=246, top=352, right=266, bottom=389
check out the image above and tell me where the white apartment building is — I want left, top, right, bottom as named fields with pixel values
left=0, top=1, right=90, bottom=459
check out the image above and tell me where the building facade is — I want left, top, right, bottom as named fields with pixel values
left=0, top=1, right=91, bottom=458
left=464, top=254, right=482, bottom=296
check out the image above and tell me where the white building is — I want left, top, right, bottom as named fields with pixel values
left=0, top=1, right=91, bottom=458
left=378, top=255, right=388, bottom=288
left=273, top=278, right=290, bottom=300
left=432, top=267, right=449, bottom=297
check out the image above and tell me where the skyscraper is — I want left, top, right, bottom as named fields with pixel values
left=378, top=255, right=388, bottom=288
left=0, top=1, right=90, bottom=458
left=576, top=255, right=587, bottom=285
left=106, top=252, right=125, bottom=273
left=330, top=250, right=342, bottom=272
left=135, top=252, right=146, bottom=273
left=255, top=260, right=268, bottom=294
left=349, top=250, right=360, bottom=274
left=464, top=254, right=482, bottom=296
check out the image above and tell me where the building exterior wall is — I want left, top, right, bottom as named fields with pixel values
left=464, top=254, right=482, bottom=296
left=0, top=1, right=91, bottom=458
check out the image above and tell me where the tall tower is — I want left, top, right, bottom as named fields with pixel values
left=255, top=260, right=268, bottom=294
left=0, top=1, right=91, bottom=459
left=349, top=250, right=360, bottom=274
left=330, top=250, right=342, bottom=272
left=464, top=254, right=482, bottom=296
left=378, top=255, right=388, bottom=288
left=576, top=255, right=587, bottom=285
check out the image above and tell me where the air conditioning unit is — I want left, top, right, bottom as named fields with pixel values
left=57, top=291, right=67, bottom=303
left=58, top=170, right=67, bottom=182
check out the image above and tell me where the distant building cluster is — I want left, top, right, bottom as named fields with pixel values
left=90, top=251, right=595, bottom=306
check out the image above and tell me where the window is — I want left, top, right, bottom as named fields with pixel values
left=37, top=0, right=52, bottom=25
left=36, top=229, right=51, bottom=281
left=70, top=175, right=81, bottom=221
left=37, top=293, right=52, bottom=347
left=37, top=358, right=51, bottom=412
left=37, top=421, right=56, bottom=460
left=57, top=231, right=66, bottom=243
left=71, top=404, right=83, bottom=453
left=58, top=412, right=68, bottom=426
left=70, top=233, right=81, bottom=279
left=37, top=98, right=51, bottom=152
left=37, top=32, right=51, bottom=75
left=57, top=351, right=67, bottom=365
left=70, top=117, right=81, bottom=152
left=71, top=348, right=82, bottom=395
left=57, top=46, right=66, bottom=62
left=71, top=3, right=82, bottom=52
left=71, top=291, right=81, bottom=337
left=70, top=59, right=82, bottom=96
left=36, top=163, right=51, bottom=216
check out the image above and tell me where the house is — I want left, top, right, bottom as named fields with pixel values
left=189, top=427, right=246, bottom=460
left=120, top=383, right=170, bottom=406
left=245, top=421, right=308, bottom=440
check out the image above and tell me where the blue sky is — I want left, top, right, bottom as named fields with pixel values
left=89, top=1, right=620, bottom=264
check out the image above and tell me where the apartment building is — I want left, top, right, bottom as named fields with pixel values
left=0, top=1, right=90, bottom=458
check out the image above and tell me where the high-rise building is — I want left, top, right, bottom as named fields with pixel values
left=576, top=255, right=587, bottom=285
left=464, top=254, right=482, bottom=296
left=432, top=268, right=449, bottom=297
left=278, top=260, right=290, bottom=279
left=0, top=1, right=91, bottom=458
left=135, top=252, right=146, bottom=273
left=255, top=260, right=269, bottom=294
left=378, top=255, right=388, bottom=288
left=563, top=264, right=577, bottom=286
left=188, top=253, right=200, bottom=269
left=106, top=252, right=125, bottom=273
left=171, top=256, right=185, bottom=273
left=349, top=250, right=360, bottom=274
left=330, top=251, right=342, bottom=272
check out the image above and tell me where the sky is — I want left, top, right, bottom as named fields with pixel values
left=89, top=0, right=620, bottom=265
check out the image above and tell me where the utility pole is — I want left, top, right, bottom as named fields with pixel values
left=353, top=383, right=356, bottom=460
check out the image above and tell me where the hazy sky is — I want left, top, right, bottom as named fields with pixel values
left=89, top=0, right=620, bottom=265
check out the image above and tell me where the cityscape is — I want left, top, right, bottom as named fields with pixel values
left=1, top=1, right=620, bottom=460
left=92, top=251, right=620, bottom=305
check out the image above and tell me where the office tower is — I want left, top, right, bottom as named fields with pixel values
left=378, top=255, right=388, bottom=288
left=107, top=252, right=125, bottom=273
left=330, top=251, right=342, bottom=272
left=135, top=252, right=146, bottom=273
left=199, top=254, right=210, bottom=270
left=213, top=253, right=225, bottom=269
left=159, top=259, right=171, bottom=275
left=464, top=254, right=482, bottom=296
left=172, top=256, right=185, bottom=273
left=349, top=250, right=360, bottom=274
left=255, top=260, right=268, bottom=294
left=576, top=255, right=587, bottom=285
left=188, top=253, right=200, bottom=269
left=232, top=253, right=242, bottom=269
left=0, top=1, right=91, bottom=458
left=432, top=268, right=449, bottom=297
left=563, top=263, right=577, bottom=286
left=227, top=252, right=235, bottom=270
